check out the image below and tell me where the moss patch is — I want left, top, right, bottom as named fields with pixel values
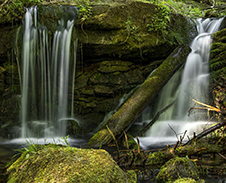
left=156, top=157, right=199, bottom=183
left=7, top=146, right=137, bottom=183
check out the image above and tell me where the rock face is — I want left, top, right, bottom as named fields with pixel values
left=0, top=1, right=197, bottom=138
left=156, top=157, right=201, bottom=183
left=7, top=146, right=137, bottom=183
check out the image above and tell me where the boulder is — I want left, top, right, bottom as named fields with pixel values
left=156, top=157, right=201, bottom=183
left=7, top=146, right=137, bottom=183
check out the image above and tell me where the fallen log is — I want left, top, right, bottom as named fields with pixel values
left=87, top=45, right=191, bottom=147
left=184, top=120, right=226, bottom=146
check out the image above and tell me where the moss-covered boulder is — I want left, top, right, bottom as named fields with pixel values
left=173, top=178, right=205, bottom=183
left=7, top=146, right=137, bottom=183
left=77, top=1, right=197, bottom=62
left=156, top=157, right=200, bottom=183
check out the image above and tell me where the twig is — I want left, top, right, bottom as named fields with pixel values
left=174, top=140, right=179, bottom=150
left=187, top=135, right=190, bottom=141
left=168, top=124, right=179, bottom=140
left=137, top=101, right=175, bottom=136
left=124, top=131, right=129, bottom=150
left=81, top=23, right=88, bottom=42
left=106, top=125, right=120, bottom=161
left=120, top=29, right=130, bottom=45
left=196, top=147, right=206, bottom=152
left=191, top=99, right=220, bottom=113
left=184, top=120, right=226, bottom=146
left=217, top=136, right=224, bottom=145
left=0, top=0, right=9, bottom=7
left=136, top=136, right=140, bottom=155
left=180, top=130, right=187, bottom=144
left=219, top=153, right=226, bottom=160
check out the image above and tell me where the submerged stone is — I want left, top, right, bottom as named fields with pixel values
left=7, top=146, right=137, bottom=183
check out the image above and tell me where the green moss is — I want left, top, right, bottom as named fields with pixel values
left=0, top=0, right=42, bottom=24
left=86, top=128, right=110, bottom=147
left=173, top=178, right=205, bottom=183
left=8, top=146, right=137, bottom=183
left=156, top=157, right=199, bottom=183
left=146, top=151, right=173, bottom=165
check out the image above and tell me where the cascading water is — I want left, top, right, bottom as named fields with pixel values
left=138, top=18, right=224, bottom=148
left=21, top=6, right=78, bottom=138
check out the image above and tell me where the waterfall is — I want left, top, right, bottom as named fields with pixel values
left=21, top=6, right=78, bottom=138
left=138, top=18, right=224, bottom=148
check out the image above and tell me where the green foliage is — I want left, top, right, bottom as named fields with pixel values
left=76, top=0, right=92, bottom=22
left=146, top=3, right=170, bottom=38
left=125, top=18, right=139, bottom=33
left=124, top=134, right=138, bottom=150
left=0, top=0, right=45, bottom=24
left=11, top=136, right=70, bottom=161
left=147, top=0, right=207, bottom=18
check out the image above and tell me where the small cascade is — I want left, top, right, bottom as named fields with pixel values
left=21, top=6, right=78, bottom=138
left=138, top=17, right=224, bottom=148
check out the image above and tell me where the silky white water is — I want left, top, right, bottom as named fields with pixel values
left=138, top=18, right=224, bottom=149
left=21, top=7, right=78, bottom=138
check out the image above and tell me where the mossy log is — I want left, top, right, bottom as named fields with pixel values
left=87, top=45, right=191, bottom=147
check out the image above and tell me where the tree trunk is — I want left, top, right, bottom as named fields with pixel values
left=87, top=45, right=191, bottom=147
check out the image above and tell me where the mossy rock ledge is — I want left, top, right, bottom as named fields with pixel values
left=210, top=27, right=226, bottom=80
left=7, top=146, right=137, bottom=183
left=77, top=1, right=197, bottom=62
left=156, top=157, right=204, bottom=183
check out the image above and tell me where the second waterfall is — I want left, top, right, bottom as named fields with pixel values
left=138, top=17, right=224, bottom=148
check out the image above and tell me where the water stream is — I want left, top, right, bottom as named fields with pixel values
left=137, top=17, right=224, bottom=149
